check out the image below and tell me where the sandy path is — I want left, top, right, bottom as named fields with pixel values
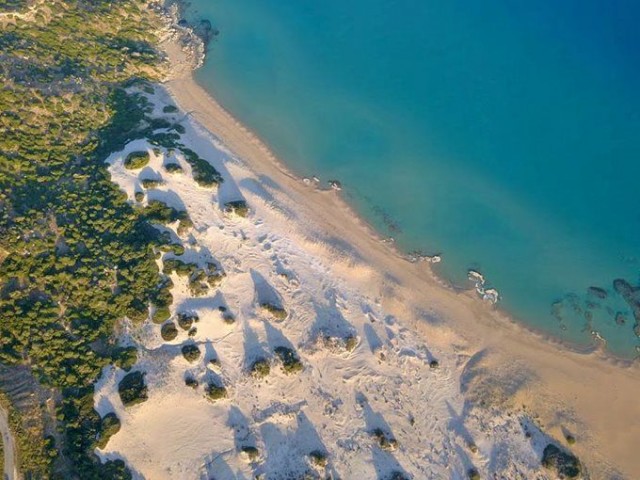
left=160, top=35, right=640, bottom=478
left=0, top=406, right=18, bottom=480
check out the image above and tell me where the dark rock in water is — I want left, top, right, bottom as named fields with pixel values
left=177, top=18, right=188, bottom=27
left=587, top=286, right=607, bottom=299
left=614, top=312, right=626, bottom=326
left=613, top=278, right=634, bottom=297
left=541, top=444, right=582, bottom=479
left=634, top=322, right=640, bottom=338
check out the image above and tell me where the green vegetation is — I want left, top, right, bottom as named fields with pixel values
left=123, top=150, right=150, bottom=169
left=0, top=0, right=168, bottom=476
left=181, top=147, right=223, bottom=187
left=261, top=302, right=288, bottom=320
left=274, top=346, right=303, bottom=375
left=224, top=200, right=249, bottom=218
left=162, top=105, right=178, bottom=113
left=96, top=412, right=121, bottom=449
left=206, top=383, right=227, bottom=401
left=112, top=346, right=138, bottom=372
left=308, top=450, right=328, bottom=468
left=250, top=358, right=270, bottom=378
left=141, top=178, right=164, bottom=188
left=240, top=445, right=259, bottom=462
left=177, top=312, right=198, bottom=330
left=181, top=344, right=201, bottom=363
left=118, top=371, right=148, bottom=407
left=160, top=322, right=178, bottom=341
left=164, top=162, right=182, bottom=173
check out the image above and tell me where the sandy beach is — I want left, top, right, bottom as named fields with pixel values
left=92, top=18, right=640, bottom=479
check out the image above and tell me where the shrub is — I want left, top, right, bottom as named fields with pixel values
left=344, top=335, right=358, bottom=352
left=181, top=344, right=201, bottom=363
left=96, top=412, right=121, bottom=449
left=468, top=468, right=480, bottom=480
left=141, top=178, right=164, bottom=188
left=207, top=271, right=226, bottom=288
left=181, top=147, right=223, bottom=187
left=118, top=371, right=148, bottom=407
left=112, top=346, right=138, bottom=372
left=134, top=191, right=144, bottom=202
left=240, top=446, right=259, bottom=462
left=274, top=346, right=303, bottom=374
left=152, top=305, right=171, bottom=324
left=177, top=215, right=193, bottom=236
left=308, top=450, right=328, bottom=468
left=541, top=444, right=582, bottom=479
left=160, top=322, right=178, bottom=341
left=177, top=312, right=199, bottom=330
left=250, top=358, right=270, bottom=378
left=429, top=359, right=439, bottom=369
left=164, top=162, right=182, bottom=173
left=206, top=383, right=227, bottom=401
left=163, top=105, right=178, bottom=113
left=124, top=150, right=150, bottom=169
left=261, top=302, right=287, bottom=320
left=371, top=428, right=397, bottom=451
left=185, top=376, right=198, bottom=389
left=224, top=200, right=249, bottom=218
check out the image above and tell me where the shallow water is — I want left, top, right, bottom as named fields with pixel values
left=186, top=0, right=640, bottom=357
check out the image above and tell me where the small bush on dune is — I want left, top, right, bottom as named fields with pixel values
left=141, top=178, right=164, bottom=189
left=181, top=147, right=223, bottom=187
left=371, top=428, right=398, bottom=451
left=134, top=191, right=144, bottom=202
left=185, top=376, right=199, bottom=389
left=308, top=450, right=328, bottom=468
left=224, top=200, right=249, bottom=218
left=163, top=105, right=178, bottom=113
left=164, top=162, right=182, bottom=173
left=261, top=302, right=287, bottom=320
left=112, top=346, right=138, bottom=372
left=177, top=312, right=199, bottom=330
left=250, top=358, right=270, bottom=378
left=161, top=322, right=178, bottom=341
left=124, top=150, right=150, bottom=169
left=96, top=412, right=121, bottom=449
left=118, top=371, right=148, bottom=407
left=206, top=382, right=227, bottom=401
left=181, top=344, right=201, bottom=363
left=240, top=446, right=259, bottom=462
left=151, top=305, right=171, bottom=324
left=274, top=346, right=303, bottom=374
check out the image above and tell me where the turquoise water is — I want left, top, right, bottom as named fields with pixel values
left=186, top=0, right=640, bottom=357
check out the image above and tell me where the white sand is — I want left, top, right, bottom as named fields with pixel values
left=92, top=26, right=640, bottom=480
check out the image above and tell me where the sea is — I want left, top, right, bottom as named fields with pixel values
left=184, top=0, right=640, bottom=357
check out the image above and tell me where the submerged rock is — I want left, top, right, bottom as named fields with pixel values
left=541, top=444, right=582, bottom=479
left=587, top=286, right=607, bottom=299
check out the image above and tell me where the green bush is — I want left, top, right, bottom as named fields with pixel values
left=177, top=312, right=198, bottom=330
left=124, top=150, right=150, bottom=169
left=181, top=148, right=223, bottom=187
left=206, top=383, right=227, bottom=401
left=261, top=302, right=287, bottom=320
left=96, top=413, right=121, bottom=449
left=112, top=346, right=138, bottom=372
left=274, top=346, right=303, bottom=374
left=163, top=105, right=178, bottom=113
left=250, top=358, right=270, bottom=378
left=160, top=322, right=178, bottom=341
left=164, top=163, right=182, bottom=173
left=118, top=371, right=148, bottom=407
left=224, top=200, right=249, bottom=218
left=181, top=344, right=201, bottom=363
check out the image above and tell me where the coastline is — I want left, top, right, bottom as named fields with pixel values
left=156, top=11, right=640, bottom=478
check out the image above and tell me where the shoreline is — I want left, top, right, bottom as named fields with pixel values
left=160, top=8, right=638, bottom=366
left=157, top=14, right=640, bottom=478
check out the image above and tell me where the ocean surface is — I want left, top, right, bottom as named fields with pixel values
left=185, top=0, right=640, bottom=357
